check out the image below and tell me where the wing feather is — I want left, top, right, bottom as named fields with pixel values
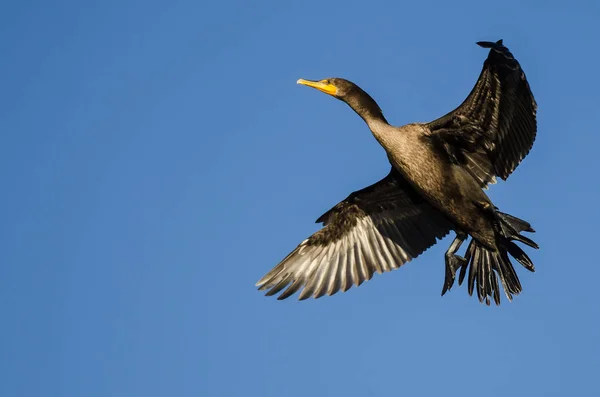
left=427, top=40, right=537, bottom=187
left=256, top=168, right=453, bottom=300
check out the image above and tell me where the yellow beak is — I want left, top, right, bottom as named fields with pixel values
left=296, top=79, right=338, bottom=96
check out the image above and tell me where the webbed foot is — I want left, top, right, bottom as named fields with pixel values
left=441, top=232, right=468, bottom=296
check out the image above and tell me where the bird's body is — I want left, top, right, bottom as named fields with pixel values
left=378, top=123, right=496, bottom=247
left=257, top=40, right=538, bottom=305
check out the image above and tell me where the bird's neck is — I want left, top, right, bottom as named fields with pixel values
left=345, top=92, right=389, bottom=130
left=346, top=91, right=394, bottom=150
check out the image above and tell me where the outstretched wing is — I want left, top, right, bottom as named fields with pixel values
left=256, top=168, right=453, bottom=300
left=427, top=39, right=537, bottom=187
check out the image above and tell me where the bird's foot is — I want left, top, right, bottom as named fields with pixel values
left=441, top=254, right=467, bottom=296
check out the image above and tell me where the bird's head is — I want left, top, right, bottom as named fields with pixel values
left=296, top=77, right=359, bottom=100
left=296, top=77, right=385, bottom=123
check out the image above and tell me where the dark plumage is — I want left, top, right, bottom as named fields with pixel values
left=256, top=40, right=539, bottom=305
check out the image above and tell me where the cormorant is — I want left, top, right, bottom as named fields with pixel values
left=256, top=40, right=538, bottom=305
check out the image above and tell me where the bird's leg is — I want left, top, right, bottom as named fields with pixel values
left=441, top=232, right=468, bottom=296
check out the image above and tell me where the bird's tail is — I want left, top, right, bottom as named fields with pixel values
left=458, top=211, right=539, bottom=305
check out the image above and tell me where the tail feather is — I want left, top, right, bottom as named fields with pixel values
left=505, top=240, right=535, bottom=272
left=495, top=210, right=535, bottom=233
left=496, top=211, right=538, bottom=249
left=458, top=211, right=538, bottom=305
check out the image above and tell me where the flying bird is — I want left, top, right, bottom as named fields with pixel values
left=256, top=40, right=538, bottom=305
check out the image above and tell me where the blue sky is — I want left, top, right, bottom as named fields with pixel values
left=1, top=0, right=599, bottom=396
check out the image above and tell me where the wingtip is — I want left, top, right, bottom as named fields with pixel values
left=476, top=39, right=504, bottom=49
left=298, top=293, right=311, bottom=301
left=255, top=279, right=266, bottom=288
